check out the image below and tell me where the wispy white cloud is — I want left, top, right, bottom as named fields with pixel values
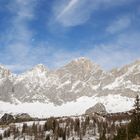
left=8, top=0, right=35, bottom=42
left=56, top=0, right=96, bottom=27
left=52, top=0, right=133, bottom=27
left=0, top=0, right=39, bottom=72
left=57, top=0, right=79, bottom=19
left=106, top=16, right=132, bottom=34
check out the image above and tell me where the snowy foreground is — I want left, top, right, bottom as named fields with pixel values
left=0, top=95, right=134, bottom=118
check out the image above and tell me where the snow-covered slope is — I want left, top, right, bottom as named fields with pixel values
left=0, top=58, right=140, bottom=117
left=0, top=94, right=134, bottom=118
left=102, top=60, right=140, bottom=98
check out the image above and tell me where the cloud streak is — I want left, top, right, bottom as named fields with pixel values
left=53, top=0, right=133, bottom=27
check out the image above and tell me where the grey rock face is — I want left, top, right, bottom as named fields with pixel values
left=0, top=65, right=11, bottom=78
left=0, top=78, right=14, bottom=102
left=0, top=58, right=140, bottom=105
left=85, top=103, right=107, bottom=115
left=0, top=65, right=14, bottom=102
left=0, top=113, right=32, bottom=124
left=15, top=113, right=31, bottom=120
left=0, top=113, right=14, bottom=124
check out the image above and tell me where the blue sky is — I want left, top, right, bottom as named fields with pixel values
left=0, top=0, right=140, bottom=73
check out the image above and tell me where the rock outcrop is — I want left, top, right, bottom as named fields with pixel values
left=0, top=113, right=14, bottom=124
left=85, top=103, right=107, bottom=115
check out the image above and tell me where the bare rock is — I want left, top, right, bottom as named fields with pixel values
left=85, top=103, right=107, bottom=115
left=0, top=113, right=14, bottom=124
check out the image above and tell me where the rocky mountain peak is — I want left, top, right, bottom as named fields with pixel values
left=73, top=57, right=92, bottom=63
left=31, top=64, right=48, bottom=73
left=63, top=57, right=100, bottom=73
left=15, top=64, right=48, bottom=83
left=0, top=65, right=11, bottom=79
left=128, top=60, right=140, bottom=70
left=131, top=59, right=140, bottom=65
left=72, top=57, right=96, bottom=66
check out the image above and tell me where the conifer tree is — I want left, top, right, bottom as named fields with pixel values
left=128, top=95, right=140, bottom=138
left=113, top=127, right=127, bottom=140
left=46, top=134, right=50, bottom=140
left=134, top=95, right=140, bottom=114
left=114, top=95, right=140, bottom=140
left=22, top=123, right=28, bottom=134
left=62, top=128, right=66, bottom=140
left=0, top=134, right=2, bottom=140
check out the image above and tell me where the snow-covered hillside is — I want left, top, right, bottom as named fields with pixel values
left=0, top=95, right=134, bottom=118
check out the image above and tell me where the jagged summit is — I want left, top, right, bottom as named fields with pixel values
left=31, top=64, right=48, bottom=73
left=0, top=64, right=11, bottom=78
left=70, top=57, right=98, bottom=66
left=73, top=57, right=92, bottom=62
left=62, top=57, right=100, bottom=73
left=134, top=59, right=140, bottom=63
left=19, top=64, right=48, bottom=77
left=0, top=64, right=10, bottom=72
left=0, top=64, right=7, bottom=69
left=126, top=60, right=140, bottom=71
left=128, top=59, right=140, bottom=66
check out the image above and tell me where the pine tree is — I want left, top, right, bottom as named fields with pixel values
left=113, top=127, right=127, bottom=140
left=99, top=127, right=106, bottom=140
left=134, top=95, right=140, bottom=114
left=3, top=129, right=10, bottom=138
left=114, top=95, right=140, bottom=140
left=22, top=123, right=28, bottom=134
left=74, top=118, right=80, bottom=136
left=62, top=128, right=66, bottom=140
left=0, top=134, right=2, bottom=140
left=44, top=121, right=48, bottom=131
left=46, top=134, right=50, bottom=140
left=128, top=95, right=140, bottom=138
left=32, top=122, right=37, bottom=135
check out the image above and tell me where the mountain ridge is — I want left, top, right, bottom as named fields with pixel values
left=0, top=58, right=140, bottom=105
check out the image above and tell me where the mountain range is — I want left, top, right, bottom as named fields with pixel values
left=0, top=57, right=140, bottom=106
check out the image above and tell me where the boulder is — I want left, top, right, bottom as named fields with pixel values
left=0, top=113, right=14, bottom=124
left=85, top=103, right=107, bottom=115
left=15, top=113, right=32, bottom=121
